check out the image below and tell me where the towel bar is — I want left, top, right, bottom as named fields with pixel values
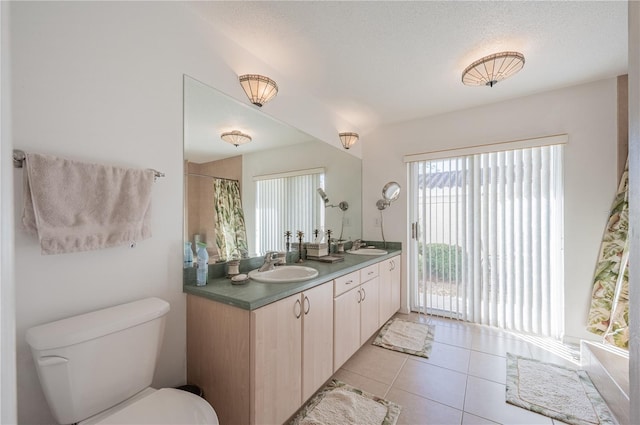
left=12, top=149, right=165, bottom=179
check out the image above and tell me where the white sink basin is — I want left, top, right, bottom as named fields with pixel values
left=346, top=248, right=388, bottom=256
left=248, top=265, right=319, bottom=283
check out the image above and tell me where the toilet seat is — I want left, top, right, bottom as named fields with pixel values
left=80, top=388, right=219, bottom=425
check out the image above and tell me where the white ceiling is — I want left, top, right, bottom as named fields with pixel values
left=189, top=1, right=628, bottom=134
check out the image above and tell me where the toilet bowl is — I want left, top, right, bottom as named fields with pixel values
left=26, top=297, right=219, bottom=424
left=79, top=388, right=218, bottom=425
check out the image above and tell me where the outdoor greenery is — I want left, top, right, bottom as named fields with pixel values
left=419, top=243, right=463, bottom=282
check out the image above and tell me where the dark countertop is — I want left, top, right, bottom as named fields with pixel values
left=183, top=248, right=402, bottom=310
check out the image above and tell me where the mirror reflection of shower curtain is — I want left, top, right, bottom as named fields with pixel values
left=587, top=161, right=629, bottom=349
left=213, top=179, right=248, bottom=260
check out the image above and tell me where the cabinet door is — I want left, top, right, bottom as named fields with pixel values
left=360, top=277, right=380, bottom=345
left=302, top=282, right=334, bottom=402
left=251, top=293, right=302, bottom=425
left=378, top=259, right=392, bottom=324
left=390, top=256, right=401, bottom=315
left=333, top=287, right=361, bottom=371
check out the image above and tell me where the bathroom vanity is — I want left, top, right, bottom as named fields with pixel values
left=184, top=250, right=401, bottom=425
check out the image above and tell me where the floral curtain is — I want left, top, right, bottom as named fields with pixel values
left=586, top=161, right=629, bottom=349
left=213, top=179, right=248, bottom=260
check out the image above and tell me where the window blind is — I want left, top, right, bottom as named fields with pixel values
left=255, top=171, right=324, bottom=253
left=409, top=144, right=564, bottom=338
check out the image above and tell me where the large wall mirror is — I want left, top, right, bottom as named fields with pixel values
left=183, top=75, right=362, bottom=274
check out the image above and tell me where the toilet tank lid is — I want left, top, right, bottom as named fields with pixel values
left=26, top=297, right=170, bottom=351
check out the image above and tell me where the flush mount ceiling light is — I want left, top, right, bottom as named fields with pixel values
left=221, top=130, right=252, bottom=147
left=462, top=51, right=525, bottom=87
left=238, top=74, right=278, bottom=107
left=339, top=132, right=359, bottom=150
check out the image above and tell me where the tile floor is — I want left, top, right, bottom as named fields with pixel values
left=330, top=312, right=583, bottom=425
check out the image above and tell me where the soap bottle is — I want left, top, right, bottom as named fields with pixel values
left=196, top=242, right=209, bottom=286
left=184, top=242, right=194, bottom=268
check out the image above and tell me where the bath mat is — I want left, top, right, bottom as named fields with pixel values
left=372, top=318, right=435, bottom=358
left=290, top=379, right=400, bottom=425
left=506, top=353, right=616, bottom=425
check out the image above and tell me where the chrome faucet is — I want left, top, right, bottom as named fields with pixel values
left=352, top=239, right=364, bottom=250
left=258, top=251, right=279, bottom=272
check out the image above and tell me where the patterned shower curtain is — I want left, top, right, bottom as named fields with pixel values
left=586, top=161, right=629, bottom=349
left=213, top=179, right=248, bottom=260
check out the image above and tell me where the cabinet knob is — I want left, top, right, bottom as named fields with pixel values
left=361, top=288, right=366, bottom=301
left=303, top=296, right=310, bottom=315
left=357, top=289, right=362, bottom=304
left=294, top=299, right=302, bottom=319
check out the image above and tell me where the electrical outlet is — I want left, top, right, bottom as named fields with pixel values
left=343, top=217, right=351, bottom=226
left=374, top=218, right=381, bottom=227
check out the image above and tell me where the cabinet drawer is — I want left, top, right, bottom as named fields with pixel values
left=360, top=263, right=379, bottom=282
left=334, top=271, right=360, bottom=297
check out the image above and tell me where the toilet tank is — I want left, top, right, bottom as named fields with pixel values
left=25, top=297, right=170, bottom=425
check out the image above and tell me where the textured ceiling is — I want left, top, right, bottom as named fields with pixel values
left=189, top=1, right=627, bottom=133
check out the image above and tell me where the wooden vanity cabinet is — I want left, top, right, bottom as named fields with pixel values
left=187, top=295, right=251, bottom=425
left=379, top=255, right=401, bottom=324
left=300, top=282, right=334, bottom=401
left=251, top=292, right=302, bottom=424
left=359, top=276, right=380, bottom=345
left=187, top=255, right=400, bottom=425
left=333, top=264, right=380, bottom=371
left=187, top=280, right=333, bottom=425
left=333, top=284, right=361, bottom=370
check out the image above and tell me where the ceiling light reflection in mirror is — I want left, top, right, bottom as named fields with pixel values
left=184, top=76, right=316, bottom=163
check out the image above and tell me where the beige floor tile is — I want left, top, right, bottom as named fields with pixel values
left=432, top=326, right=475, bottom=349
left=414, top=341, right=471, bottom=373
left=527, top=343, right=581, bottom=369
left=397, top=312, right=475, bottom=349
left=331, top=368, right=390, bottom=399
left=471, top=332, right=532, bottom=357
left=340, top=315, right=615, bottom=425
left=462, top=412, right=501, bottom=424
left=467, top=351, right=506, bottom=384
left=464, top=376, right=553, bottom=424
left=392, top=358, right=468, bottom=409
left=385, top=387, right=463, bottom=425
left=470, top=324, right=520, bottom=338
left=342, top=344, right=408, bottom=385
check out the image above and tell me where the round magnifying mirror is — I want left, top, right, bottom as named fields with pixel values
left=382, top=181, right=401, bottom=202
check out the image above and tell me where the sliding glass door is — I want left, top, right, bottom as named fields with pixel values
left=408, top=143, right=564, bottom=338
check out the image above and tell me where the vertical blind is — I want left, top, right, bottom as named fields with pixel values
left=409, top=143, right=564, bottom=338
left=255, top=170, right=324, bottom=253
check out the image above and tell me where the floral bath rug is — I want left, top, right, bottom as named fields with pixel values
left=506, top=353, right=616, bottom=425
left=372, top=318, right=435, bottom=358
left=289, top=379, right=400, bottom=425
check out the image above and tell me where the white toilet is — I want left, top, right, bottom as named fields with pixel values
left=25, top=297, right=219, bottom=425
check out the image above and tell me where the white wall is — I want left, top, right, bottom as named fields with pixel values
left=362, top=78, right=618, bottom=343
left=9, top=2, right=350, bottom=423
left=1, top=0, right=17, bottom=423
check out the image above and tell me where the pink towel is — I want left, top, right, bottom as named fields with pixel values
left=22, top=153, right=154, bottom=255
